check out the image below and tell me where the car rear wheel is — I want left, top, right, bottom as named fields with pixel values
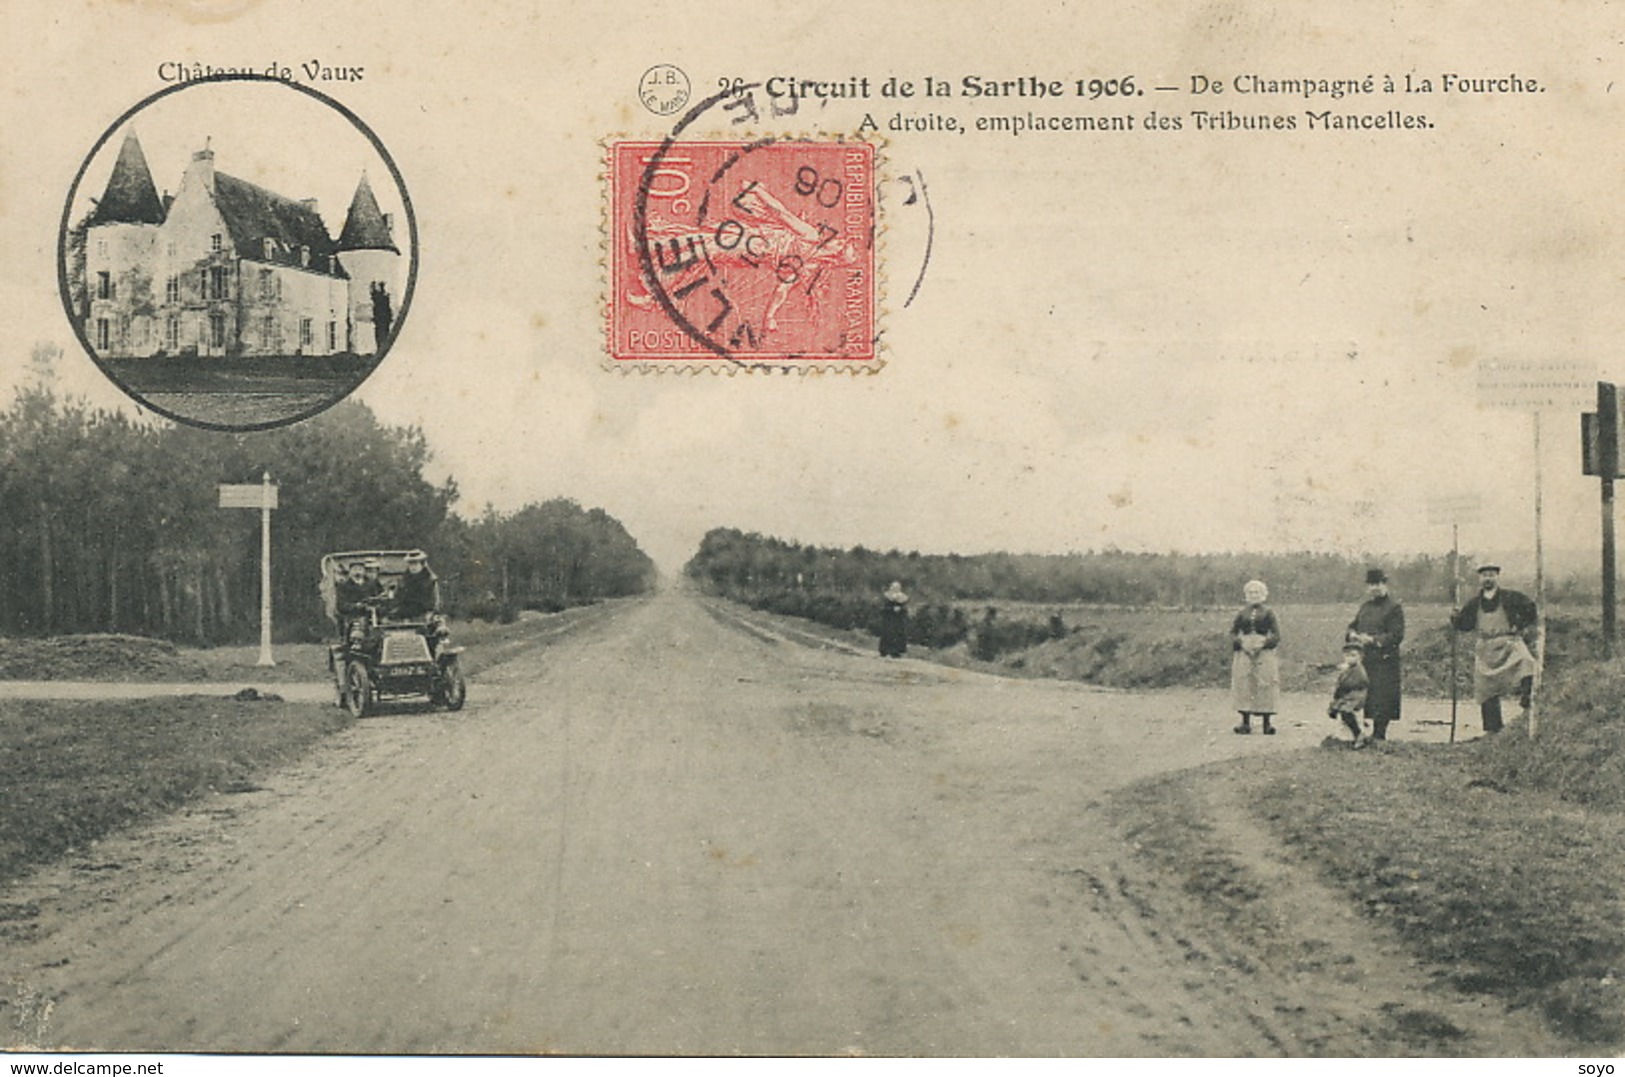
left=342, top=660, right=373, bottom=717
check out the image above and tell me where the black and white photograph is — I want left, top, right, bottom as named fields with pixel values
left=2, top=1, right=1624, bottom=1068
left=61, top=77, right=413, bottom=430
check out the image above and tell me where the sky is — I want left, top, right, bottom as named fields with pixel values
left=3, top=1, right=1623, bottom=583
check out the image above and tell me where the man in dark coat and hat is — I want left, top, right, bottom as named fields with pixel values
left=1452, top=564, right=1539, bottom=734
left=1348, top=568, right=1405, bottom=741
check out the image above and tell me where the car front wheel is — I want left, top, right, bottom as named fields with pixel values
left=439, top=657, right=467, bottom=712
left=342, top=660, right=373, bottom=717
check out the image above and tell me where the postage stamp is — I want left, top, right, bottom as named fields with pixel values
left=606, top=138, right=878, bottom=371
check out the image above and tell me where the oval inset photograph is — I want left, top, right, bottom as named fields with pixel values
left=59, top=76, right=416, bottom=431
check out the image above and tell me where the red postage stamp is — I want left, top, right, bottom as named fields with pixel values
left=607, top=139, right=877, bottom=370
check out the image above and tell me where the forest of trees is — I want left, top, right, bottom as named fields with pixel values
left=0, top=361, right=655, bottom=643
left=685, top=527, right=1472, bottom=608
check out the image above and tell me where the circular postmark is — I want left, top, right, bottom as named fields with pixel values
left=620, top=86, right=877, bottom=367
left=638, top=65, right=692, bottom=117
left=58, top=74, right=417, bottom=431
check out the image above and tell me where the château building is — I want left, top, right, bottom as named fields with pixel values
left=80, top=131, right=401, bottom=360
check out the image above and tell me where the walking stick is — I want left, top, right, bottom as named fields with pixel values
left=1449, top=523, right=1460, bottom=745
left=1449, top=627, right=1459, bottom=743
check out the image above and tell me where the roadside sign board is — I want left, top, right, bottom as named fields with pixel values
left=1476, top=359, right=1597, bottom=411
left=1591, top=382, right=1625, bottom=479
left=1426, top=494, right=1483, bottom=526
left=219, top=483, right=279, bottom=509
left=1579, top=412, right=1625, bottom=477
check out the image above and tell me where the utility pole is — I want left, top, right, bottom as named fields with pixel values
left=1429, top=495, right=1481, bottom=743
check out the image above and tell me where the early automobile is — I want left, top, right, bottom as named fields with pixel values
left=320, top=550, right=467, bottom=716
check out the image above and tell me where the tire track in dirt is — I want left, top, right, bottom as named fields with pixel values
left=0, top=591, right=1576, bottom=1055
left=1083, top=761, right=1572, bottom=1056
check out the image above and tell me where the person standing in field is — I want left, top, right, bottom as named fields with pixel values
left=1230, top=579, right=1281, bottom=735
left=878, top=581, right=909, bottom=658
left=1347, top=568, right=1405, bottom=742
left=1452, top=564, right=1539, bottom=734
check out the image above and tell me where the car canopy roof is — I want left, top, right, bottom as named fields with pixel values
left=319, top=550, right=431, bottom=623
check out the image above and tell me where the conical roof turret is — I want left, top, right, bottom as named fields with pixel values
left=89, top=131, right=165, bottom=226
left=336, top=173, right=398, bottom=253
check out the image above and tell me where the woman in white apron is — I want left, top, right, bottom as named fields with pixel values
left=1230, top=579, right=1281, bottom=734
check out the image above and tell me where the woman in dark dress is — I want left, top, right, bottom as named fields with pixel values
left=394, top=550, right=439, bottom=620
left=878, top=581, right=909, bottom=657
left=1348, top=568, right=1405, bottom=741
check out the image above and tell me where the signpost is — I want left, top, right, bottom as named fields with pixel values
left=1428, top=494, right=1482, bottom=743
left=1476, top=359, right=1595, bottom=738
left=219, top=473, right=279, bottom=667
left=1582, top=382, right=1624, bottom=658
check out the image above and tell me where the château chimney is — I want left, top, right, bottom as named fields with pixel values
left=186, top=143, right=216, bottom=193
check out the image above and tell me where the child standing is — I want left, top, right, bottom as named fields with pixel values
left=1328, top=640, right=1370, bottom=748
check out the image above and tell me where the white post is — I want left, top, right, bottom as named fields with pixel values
left=1531, top=413, right=1544, bottom=738
left=257, top=470, right=275, bottom=667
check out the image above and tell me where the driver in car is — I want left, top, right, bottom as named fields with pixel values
left=336, top=560, right=377, bottom=634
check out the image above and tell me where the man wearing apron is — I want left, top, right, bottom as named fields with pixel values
left=1452, top=564, right=1539, bottom=734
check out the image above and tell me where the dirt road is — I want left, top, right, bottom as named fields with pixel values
left=0, top=592, right=1565, bottom=1055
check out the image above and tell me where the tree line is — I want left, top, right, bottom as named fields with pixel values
left=0, top=364, right=655, bottom=643
left=683, top=527, right=1491, bottom=656
left=685, top=527, right=1472, bottom=609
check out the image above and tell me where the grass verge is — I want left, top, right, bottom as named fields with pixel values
left=0, top=602, right=627, bottom=684
left=712, top=594, right=1616, bottom=703
left=0, top=696, right=349, bottom=886
left=1250, top=742, right=1625, bottom=1044
left=1468, top=658, right=1625, bottom=811
left=1112, top=743, right=1625, bottom=1046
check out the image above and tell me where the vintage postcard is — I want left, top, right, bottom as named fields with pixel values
left=1, top=0, right=1621, bottom=1065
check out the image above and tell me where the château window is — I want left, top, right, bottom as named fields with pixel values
left=259, top=268, right=274, bottom=299
left=165, top=275, right=179, bottom=303
left=96, top=271, right=111, bottom=300
left=262, top=314, right=277, bottom=349
left=209, top=312, right=226, bottom=348
left=263, top=238, right=275, bottom=260
left=206, top=265, right=228, bottom=300
left=326, top=321, right=337, bottom=351
left=299, top=246, right=310, bottom=267
left=96, top=318, right=110, bottom=350
left=299, top=318, right=313, bottom=348
left=210, top=233, right=223, bottom=252
left=166, top=315, right=180, bottom=351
